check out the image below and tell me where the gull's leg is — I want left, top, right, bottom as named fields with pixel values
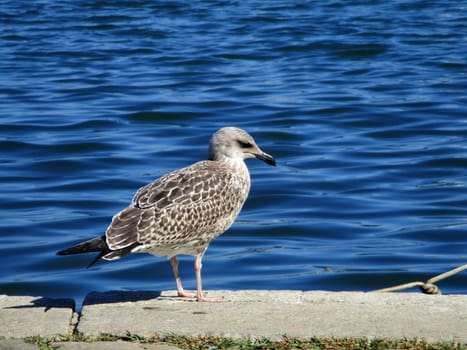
left=169, top=256, right=196, bottom=298
left=194, top=252, right=225, bottom=302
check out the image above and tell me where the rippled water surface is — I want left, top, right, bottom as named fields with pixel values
left=1, top=1, right=466, bottom=306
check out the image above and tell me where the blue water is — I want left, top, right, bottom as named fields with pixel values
left=1, top=1, right=466, bottom=307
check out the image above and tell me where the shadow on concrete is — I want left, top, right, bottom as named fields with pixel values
left=83, top=290, right=162, bottom=306
left=3, top=296, right=75, bottom=312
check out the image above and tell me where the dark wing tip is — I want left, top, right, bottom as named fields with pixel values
left=56, top=235, right=108, bottom=255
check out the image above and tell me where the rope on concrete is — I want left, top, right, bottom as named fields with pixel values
left=372, top=263, right=467, bottom=295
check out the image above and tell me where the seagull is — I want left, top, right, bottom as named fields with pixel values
left=57, top=126, right=276, bottom=302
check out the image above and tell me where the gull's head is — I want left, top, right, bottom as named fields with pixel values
left=208, top=126, right=276, bottom=166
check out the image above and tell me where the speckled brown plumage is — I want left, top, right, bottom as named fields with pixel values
left=106, top=160, right=250, bottom=258
left=57, top=126, right=276, bottom=302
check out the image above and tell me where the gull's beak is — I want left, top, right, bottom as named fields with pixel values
left=255, top=152, right=276, bottom=166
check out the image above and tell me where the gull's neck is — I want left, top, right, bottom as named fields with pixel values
left=216, top=155, right=250, bottom=177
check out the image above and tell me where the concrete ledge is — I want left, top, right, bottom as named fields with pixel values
left=77, top=290, right=466, bottom=342
left=1, top=291, right=466, bottom=343
left=0, top=295, right=75, bottom=338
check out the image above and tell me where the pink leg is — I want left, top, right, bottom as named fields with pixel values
left=194, top=252, right=225, bottom=302
left=169, top=256, right=196, bottom=298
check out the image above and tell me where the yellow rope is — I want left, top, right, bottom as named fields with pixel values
left=372, top=263, right=467, bottom=295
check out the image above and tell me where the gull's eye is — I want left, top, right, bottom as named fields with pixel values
left=238, top=140, right=253, bottom=149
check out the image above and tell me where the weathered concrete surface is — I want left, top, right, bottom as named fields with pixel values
left=51, top=341, right=180, bottom=350
left=0, top=339, right=37, bottom=350
left=1, top=291, right=466, bottom=346
left=76, top=290, right=467, bottom=343
left=0, top=295, right=74, bottom=338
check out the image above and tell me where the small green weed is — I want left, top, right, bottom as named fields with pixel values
left=24, top=333, right=466, bottom=350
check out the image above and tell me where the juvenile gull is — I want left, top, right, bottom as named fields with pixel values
left=57, top=126, right=276, bottom=302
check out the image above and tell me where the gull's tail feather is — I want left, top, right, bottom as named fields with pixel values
left=57, top=235, right=140, bottom=268
left=57, top=235, right=110, bottom=268
left=57, top=236, right=108, bottom=255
